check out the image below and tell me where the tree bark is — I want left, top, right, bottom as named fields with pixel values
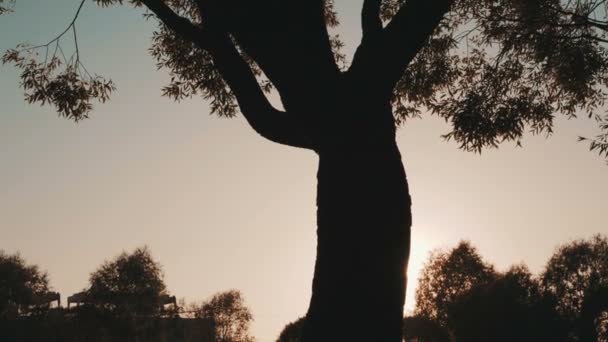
left=303, top=126, right=412, bottom=342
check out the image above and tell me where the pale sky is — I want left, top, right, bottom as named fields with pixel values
left=1, top=1, right=607, bottom=341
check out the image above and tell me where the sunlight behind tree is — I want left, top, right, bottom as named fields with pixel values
left=3, top=1, right=608, bottom=340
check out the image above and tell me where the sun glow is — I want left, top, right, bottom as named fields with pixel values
left=405, top=228, right=433, bottom=314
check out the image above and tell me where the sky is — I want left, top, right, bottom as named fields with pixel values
left=1, top=1, right=607, bottom=341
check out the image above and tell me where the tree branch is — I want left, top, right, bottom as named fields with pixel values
left=206, top=34, right=314, bottom=149
left=382, top=0, right=453, bottom=87
left=362, top=0, right=382, bottom=42
left=350, top=0, right=453, bottom=103
left=142, top=0, right=313, bottom=149
left=142, top=0, right=202, bottom=44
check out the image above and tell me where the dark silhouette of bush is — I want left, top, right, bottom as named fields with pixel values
left=276, top=317, right=305, bottom=342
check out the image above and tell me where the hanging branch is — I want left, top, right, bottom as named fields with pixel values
left=1, top=0, right=115, bottom=121
left=0, top=0, right=15, bottom=15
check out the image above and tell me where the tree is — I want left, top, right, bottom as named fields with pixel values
left=193, top=289, right=254, bottom=342
left=276, top=317, right=305, bottom=342
left=0, top=251, right=50, bottom=319
left=542, top=235, right=608, bottom=341
left=3, top=0, right=608, bottom=340
left=86, top=246, right=167, bottom=318
left=414, top=241, right=495, bottom=327
left=448, top=265, right=565, bottom=342
left=82, top=247, right=168, bottom=341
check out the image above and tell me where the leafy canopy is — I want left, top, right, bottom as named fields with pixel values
left=2, top=0, right=608, bottom=157
left=410, top=238, right=608, bottom=341
left=192, top=289, right=254, bottom=342
left=86, top=246, right=168, bottom=318
left=0, top=251, right=50, bottom=319
left=541, top=235, right=608, bottom=319
left=414, top=241, right=496, bottom=327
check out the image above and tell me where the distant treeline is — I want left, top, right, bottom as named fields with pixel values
left=0, top=247, right=254, bottom=342
left=3, top=236, right=607, bottom=342
left=277, top=235, right=608, bottom=342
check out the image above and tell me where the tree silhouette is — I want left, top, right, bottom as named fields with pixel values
left=409, top=238, right=608, bottom=341
left=542, top=235, right=608, bottom=341
left=86, top=247, right=167, bottom=318
left=0, top=252, right=59, bottom=342
left=192, top=289, right=254, bottom=342
left=3, top=1, right=608, bottom=340
left=276, top=317, right=305, bottom=342
left=448, top=265, right=565, bottom=342
left=0, top=251, right=50, bottom=320
left=82, top=247, right=168, bottom=341
left=415, top=241, right=495, bottom=328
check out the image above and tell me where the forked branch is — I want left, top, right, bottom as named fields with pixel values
left=382, top=0, right=453, bottom=83
left=351, top=0, right=454, bottom=103
left=362, top=0, right=382, bottom=42
left=142, top=0, right=313, bottom=149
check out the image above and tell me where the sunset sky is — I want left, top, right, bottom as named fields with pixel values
left=1, top=1, right=607, bottom=341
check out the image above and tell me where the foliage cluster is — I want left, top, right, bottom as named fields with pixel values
left=0, top=251, right=49, bottom=319
left=190, top=289, right=254, bottom=342
left=87, top=247, right=167, bottom=319
left=2, top=0, right=608, bottom=157
left=409, top=236, right=608, bottom=342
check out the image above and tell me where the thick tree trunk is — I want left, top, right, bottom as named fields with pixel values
left=303, top=131, right=412, bottom=342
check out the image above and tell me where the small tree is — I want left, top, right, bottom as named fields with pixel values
left=414, top=241, right=495, bottom=327
left=542, top=235, right=608, bottom=341
left=194, top=290, right=254, bottom=342
left=87, top=246, right=167, bottom=318
left=0, top=251, right=50, bottom=319
left=82, top=247, right=167, bottom=341
left=542, top=235, right=608, bottom=316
